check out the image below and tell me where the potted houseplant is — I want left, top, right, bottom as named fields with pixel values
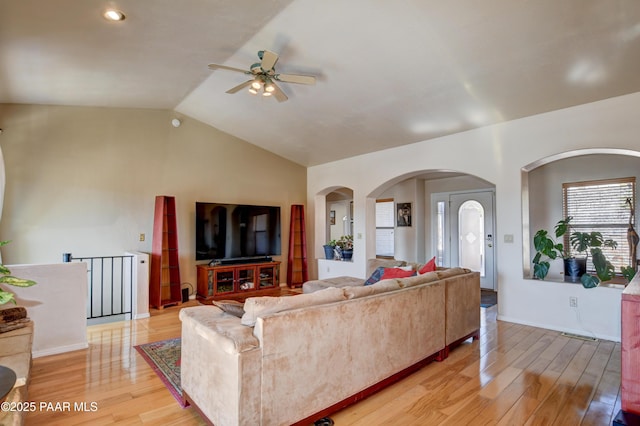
left=621, top=265, right=636, bottom=283
left=532, top=217, right=572, bottom=280
left=337, top=235, right=353, bottom=261
left=570, top=231, right=617, bottom=288
left=323, top=240, right=337, bottom=260
left=0, top=241, right=37, bottom=305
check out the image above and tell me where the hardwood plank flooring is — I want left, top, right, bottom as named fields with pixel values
left=26, top=301, right=622, bottom=425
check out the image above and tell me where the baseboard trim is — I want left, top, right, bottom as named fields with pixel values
left=497, top=314, right=620, bottom=342
left=33, top=342, right=88, bottom=358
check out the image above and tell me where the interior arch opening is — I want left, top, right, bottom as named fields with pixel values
left=522, top=149, right=640, bottom=281
left=366, top=170, right=496, bottom=290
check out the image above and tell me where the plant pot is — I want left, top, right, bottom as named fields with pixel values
left=323, top=245, right=335, bottom=260
left=564, top=257, right=587, bottom=283
left=341, top=249, right=353, bottom=261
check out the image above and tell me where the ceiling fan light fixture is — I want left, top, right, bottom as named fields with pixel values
left=103, top=9, right=125, bottom=21
left=251, top=79, right=263, bottom=90
left=208, top=49, right=316, bottom=102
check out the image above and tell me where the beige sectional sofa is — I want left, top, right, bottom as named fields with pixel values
left=179, top=259, right=480, bottom=426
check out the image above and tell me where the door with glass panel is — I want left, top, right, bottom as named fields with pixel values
left=449, top=191, right=495, bottom=290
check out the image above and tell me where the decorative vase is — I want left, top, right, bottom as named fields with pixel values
left=323, top=245, right=334, bottom=260
left=564, top=257, right=586, bottom=283
left=341, top=249, right=353, bottom=261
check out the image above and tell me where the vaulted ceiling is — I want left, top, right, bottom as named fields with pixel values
left=2, top=0, right=640, bottom=166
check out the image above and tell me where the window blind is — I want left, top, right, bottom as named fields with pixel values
left=563, top=177, right=635, bottom=271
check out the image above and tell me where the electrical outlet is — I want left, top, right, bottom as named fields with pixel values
left=139, top=233, right=145, bottom=242
left=569, top=296, right=578, bottom=308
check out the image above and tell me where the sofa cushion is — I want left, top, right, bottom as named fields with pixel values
left=397, top=271, right=439, bottom=288
left=366, top=258, right=406, bottom=276
left=343, top=278, right=401, bottom=299
left=381, top=268, right=416, bottom=280
left=418, top=257, right=437, bottom=274
left=241, top=287, right=346, bottom=326
left=303, top=276, right=365, bottom=293
left=364, top=267, right=385, bottom=286
left=212, top=300, right=245, bottom=318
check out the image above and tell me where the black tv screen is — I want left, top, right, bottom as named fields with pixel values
left=195, top=202, right=281, bottom=261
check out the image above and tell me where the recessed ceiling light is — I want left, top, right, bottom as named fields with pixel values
left=103, top=9, right=125, bottom=21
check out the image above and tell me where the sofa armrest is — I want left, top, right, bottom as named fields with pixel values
left=445, top=272, right=481, bottom=346
left=179, top=306, right=262, bottom=426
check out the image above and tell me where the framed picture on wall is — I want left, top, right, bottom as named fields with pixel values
left=329, top=210, right=336, bottom=225
left=397, top=202, right=412, bottom=227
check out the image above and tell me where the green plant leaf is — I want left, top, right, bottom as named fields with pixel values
left=570, top=232, right=592, bottom=254
left=554, top=216, right=572, bottom=238
left=580, top=273, right=600, bottom=288
left=533, top=230, right=549, bottom=251
left=0, top=264, right=10, bottom=275
left=621, top=266, right=636, bottom=282
left=0, top=276, right=37, bottom=287
left=532, top=252, right=542, bottom=264
left=591, top=248, right=615, bottom=281
left=0, top=290, right=16, bottom=304
left=533, top=261, right=550, bottom=280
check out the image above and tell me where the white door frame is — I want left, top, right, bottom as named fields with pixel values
left=431, top=188, right=496, bottom=290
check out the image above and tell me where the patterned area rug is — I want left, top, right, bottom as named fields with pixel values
left=134, top=337, right=186, bottom=407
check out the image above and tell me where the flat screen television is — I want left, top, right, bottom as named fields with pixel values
left=195, top=202, right=281, bottom=261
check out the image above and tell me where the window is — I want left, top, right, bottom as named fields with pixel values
left=436, top=201, right=446, bottom=266
left=375, top=199, right=394, bottom=257
left=563, top=177, right=635, bottom=271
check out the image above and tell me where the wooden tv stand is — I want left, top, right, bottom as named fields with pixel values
left=196, top=261, right=280, bottom=302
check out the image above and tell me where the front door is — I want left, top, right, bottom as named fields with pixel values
left=450, top=191, right=496, bottom=290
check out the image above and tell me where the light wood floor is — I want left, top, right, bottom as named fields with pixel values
left=27, top=302, right=622, bottom=425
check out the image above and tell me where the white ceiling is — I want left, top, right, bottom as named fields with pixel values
left=2, top=0, right=640, bottom=166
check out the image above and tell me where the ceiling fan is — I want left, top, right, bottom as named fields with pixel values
left=208, top=50, right=316, bottom=102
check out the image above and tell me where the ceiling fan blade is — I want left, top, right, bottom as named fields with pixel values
left=260, top=50, right=279, bottom=71
left=271, top=83, right=288, bottom=102
left=226, top=80, right=253, bottom=94
left=275, top=73, right=316, bottom=85
left=208, top=64, right=249, bottom=74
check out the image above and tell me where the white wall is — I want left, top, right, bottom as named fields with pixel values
left=308, top=92, right=640, bottom=341
left=379, top=178, right=425, bottom=263
left=9, top=262, right=88, bottom=357
left=0, top=104, right=307, bottom=291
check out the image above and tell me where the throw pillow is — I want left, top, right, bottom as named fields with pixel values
left=381, top=267, right=416, bottom=280
left=418, top=256, right=437, bottom=274
left=212, top=300, right=245, bottom=318
left=364, top=266, right=386, bottom=286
